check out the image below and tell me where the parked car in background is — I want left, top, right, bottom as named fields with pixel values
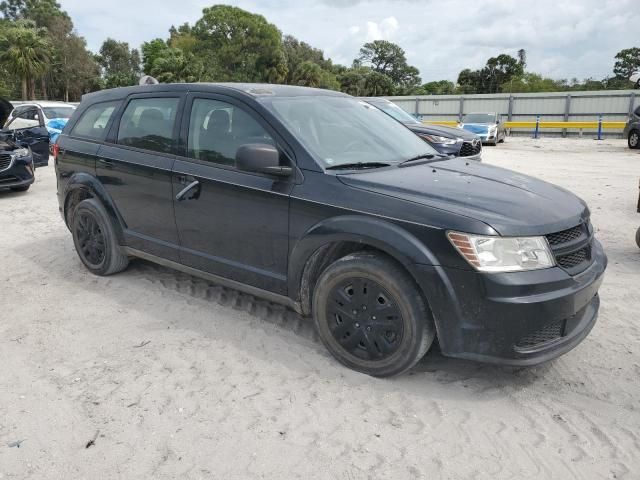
left=630, top=72, right=640, bottom=89
left=0, top=97, right=46, bottom=192
left=459, top=112, right=506, bottom=146
left=362, top=98, right=482, bottom=161
left=623, top=105, right=640, bottom=149
left=0, top=97, right=51, bottom=168
left=5, top=101, right=76, bottom=130
left=56, top=83, right=606, bottom=377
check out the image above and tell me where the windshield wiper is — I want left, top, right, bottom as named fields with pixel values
left=398, top=153, right=451, bottom=167
left=325, top=162, right=391, bottom=171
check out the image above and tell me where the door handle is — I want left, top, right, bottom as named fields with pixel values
left=176, top=180, right=200, bottom=201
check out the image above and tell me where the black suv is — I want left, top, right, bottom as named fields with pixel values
left=55, top=84, right=606, bottom=377
left=0, top=97, right=50, bottom=191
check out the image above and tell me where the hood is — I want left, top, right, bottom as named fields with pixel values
left=461, top=123, right=494, bottom=134
left=337, top=157, right=589, bottom=236
left=408, top=123, right=479, bottom=140
left=0, top=96, right=14, bottom=127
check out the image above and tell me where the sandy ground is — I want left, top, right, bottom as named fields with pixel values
left=1, top=137, right=639, bottom=480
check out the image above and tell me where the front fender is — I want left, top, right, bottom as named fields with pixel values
left=288, top=215, right=439, bottom=304
left=63, top=172, right=125, bottom=242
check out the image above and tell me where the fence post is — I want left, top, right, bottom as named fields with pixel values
left=533, top=115, right=540, bottom=139
left=414, top=97, right=420, bottom=120
left=628, top=92, right=636, bottom=118
left=596, top=115, right=603, bottom=141
left=563, top=94, right=571, bottom=138
left=458, top=97, right=464, bottom=123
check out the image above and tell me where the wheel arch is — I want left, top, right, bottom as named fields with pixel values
left=62, top=172, right=125, bottom=242
left=289, top=215, right=439, bottom=316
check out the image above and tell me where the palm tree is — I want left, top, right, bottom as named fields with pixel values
left=0, top=22, right=51, bottom=100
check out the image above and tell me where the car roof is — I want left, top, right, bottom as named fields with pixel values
left=12, top=101, right=76, bottom=108
left=81, top=83, right=349, bottom=104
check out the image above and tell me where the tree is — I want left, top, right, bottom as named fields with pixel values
left=613, top=47, right=640, bottom=80
left=282, top=35, right=333, bottom=85
left=357, top=40, right=420, bottom=89
left=192, top=5, right=287, bottom=83
left=456, top=53, right=524, bottom=94
left=0, top=20, right=50, bottom=99
left=96, top=38, right=141, bottom=88
left=290, top=60, right=339, bottom=90
left=141, top=38, right=168, bottom=74
left=148, top=47, right=204, bottom=83
left=420, top=80, right=455, bottom=95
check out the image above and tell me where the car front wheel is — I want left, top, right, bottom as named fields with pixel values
left=72, top=198, right=129, bottom=276
left=312, top=252, right=435, bottom=377
left=629, top=130, right=640, bottom=149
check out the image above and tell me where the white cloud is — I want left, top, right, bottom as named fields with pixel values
left=59, top=0, right=640, bottom=82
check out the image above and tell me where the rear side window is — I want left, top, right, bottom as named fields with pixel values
left=117, top=97, right=179, bottom=154
left=71, top=101, right=119, bottom=140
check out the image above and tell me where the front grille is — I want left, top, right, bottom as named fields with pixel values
left=557, top=246, right=591, bottom=269
left=515, top=321, right=564, bottom=350
left=459, top=141, right=482, bottom=157
left=545, top=221, right=593, bottom=274
left=0, top=154, right=12, bottom=172
left=546, top=225, right=583, bottom=245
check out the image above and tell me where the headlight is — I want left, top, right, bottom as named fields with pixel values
left=420, top=134, right=458, bottom=145
left=447, top=231, right=555, bottom=272
left=13, top=148, right=30, bottom=159
left=489, top=126, right=497, bottom=134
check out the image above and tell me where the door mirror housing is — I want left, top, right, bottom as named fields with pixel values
left=236, top=143, right=292, bottom=177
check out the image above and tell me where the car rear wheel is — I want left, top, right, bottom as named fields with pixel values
left=629, top=130, right=639, bottom=149
left=312, top=252, right=435, bottom=377
left=72, top=198, right=129, bottom=276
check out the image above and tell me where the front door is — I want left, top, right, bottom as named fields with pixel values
left=98, top=94, right=184, bottom=261
left=4, top=107, right=50, bottom=166
left=172, top=94, right=294, bottom=295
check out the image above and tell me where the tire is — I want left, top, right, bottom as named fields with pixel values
left=312, top=252, right=435, bottom=377
left=636, top=227, right=640, bottom=249
left=629, top=130, right=639, bottom=149
left=71, top=198, right=129, bottom=276
left=10, top=185, right=30, bottom=192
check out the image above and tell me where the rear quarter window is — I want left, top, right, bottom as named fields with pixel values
left=70, top=101, right=120, bottom=141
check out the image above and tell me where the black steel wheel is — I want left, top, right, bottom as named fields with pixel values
left=326, top=277, right=405, bottom=361
left=629, top=130, right=639, bottom=149
left=72, top=198, right=129, bottom=276
left=313, top=252, right=435, bottom=377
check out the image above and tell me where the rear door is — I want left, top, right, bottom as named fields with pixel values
left=172, top=93, right=295, bottom=294
left=5, top=106, right=50, bottom=166
left=98, top=93, right=184, bottom=261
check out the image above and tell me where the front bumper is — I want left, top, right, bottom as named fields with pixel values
left=0, top=155, right=35, bottom=189
left=413, top=239, right=607, bottom=366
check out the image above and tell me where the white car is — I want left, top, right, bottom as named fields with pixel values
left=631, top=72, right=640, bottom=88
left=4, top=101, right=76, bottom=130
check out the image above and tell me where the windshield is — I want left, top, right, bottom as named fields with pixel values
left=462, top=113, right=496, bottom=124
left=260, top=96, right=437, bottom=168
left=373, top=101, right=421, bottom=125
left=42, top=106, right=75, bottom=119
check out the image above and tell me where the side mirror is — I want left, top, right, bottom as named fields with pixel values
left=236, top=144, right=292, bottom=177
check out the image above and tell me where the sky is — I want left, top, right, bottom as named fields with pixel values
left=60, top=0, right=639, bottom=83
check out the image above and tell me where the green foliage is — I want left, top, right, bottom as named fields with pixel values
left=337, top=66, right=393, bottom=96
left=358, top=40, right=420, bottom=90
left=97, top=38, right=141, bottom=88
left=418, top=80, right=456, bottom=95
left=613, top=47, right=640, bottom=81
left=192, top=5, right=287, bottom=83
left=141, top=38, right=168, bottom=74
left=457, top=53, right=524, bottom=94
left=0, top=19, right=50, bottom=99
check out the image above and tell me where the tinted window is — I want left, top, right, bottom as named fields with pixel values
left=71, top=101, right=119, bottom=140
left=187, top=98, right=274, bottom=166
left=117, top=97, right=179, bottom=153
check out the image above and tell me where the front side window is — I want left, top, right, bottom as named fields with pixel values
left=117, top=97, right=179, bottom=154
left=71, top=101, right=119, bottom=140
left=260, top=95, right=436, bottom=168
left=187, top=98, right=274, bottom=166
